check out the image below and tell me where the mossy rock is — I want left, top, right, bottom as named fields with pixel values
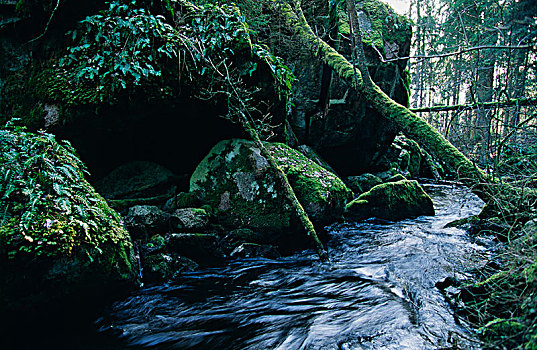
left=190, top=139, right=351, bottom=236
left=124, top=205, right=171, bottom=239
left=0, top=129, right=137, bottom=312
left=386, top=173, right=407, bottom=183
left=141, top=252, right=198, bottom=283
left=345, top=173, right=383, bottom=194
left=170, top=208, right=210, bottom=232
left=345, top=180, right=435, bottom=221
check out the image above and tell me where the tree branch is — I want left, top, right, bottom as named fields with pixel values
left=372, top=44, right=532, bottom=63
left=411, top=97, right=537, bottom=113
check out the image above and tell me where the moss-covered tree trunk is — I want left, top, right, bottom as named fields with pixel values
left=274, top=0, right=490, bottom=200
left=238, top=113, right=329, bottom=261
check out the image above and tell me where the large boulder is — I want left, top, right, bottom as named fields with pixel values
left=345, top=173, right=383, bottom=194
left=190, top=139, right=351, bottom=235
left=346, top=180, right=435, bottom=221
left=0, top=129, right=137, bottom=312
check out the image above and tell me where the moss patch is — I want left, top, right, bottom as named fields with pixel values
left=346, top=180, right=434, bottom=221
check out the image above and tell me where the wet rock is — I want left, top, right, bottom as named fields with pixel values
left=345, top=173, right=383, bottom=194
left=142, top=253, right=198, bottom=283
left=346, top=180, right=435, bottom=221
left=142, top=234, right=167, bottom=254
left=386, top=174, right=407, bottom=183
left=164, top=192, right=201, bottom=211
left=190, top=139, right=350, bottom=235
left=371, top=135, right=422, bottom=178
left=374, top=169, right=397, bottom=182
left=230, top=243, right=280, bottom=259
left=167, top=233, right=224, bottom=265
left=125, top=205, right=170, bottom=239
left=94, top=161, right=177, bottom=200
left=170, top=208, right=210, bottom=231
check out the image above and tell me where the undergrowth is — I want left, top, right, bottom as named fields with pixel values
left=459, top=146, right=537, bottom=349
left=0, top=120, right=129, bottom=259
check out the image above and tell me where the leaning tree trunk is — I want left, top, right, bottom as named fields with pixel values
left=275, top=1, right=491, bottom=200
left=176, top=0, right=328, bottom=260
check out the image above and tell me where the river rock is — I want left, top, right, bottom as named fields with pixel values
left=386, top=174, right=407, bottom=183
left=170, top=208, right=210, bottom=231
left=345, top=173, right=383, bottom=194
left=164, top=192, right=201, bottom=211
left=285, top=0, right=412, bottom=175
left=190, top=139, right=351, bottom=235
left=230, top=243, right=280, bottom=259
left=124, top=205, right=171, bottom=239
left=167, top=233, right=224, bottom=265
left=141, top=253, right=198, bottom=283
left=94, top=161, right=177, bottom=200
left=346, top=180, right=435, bottom=221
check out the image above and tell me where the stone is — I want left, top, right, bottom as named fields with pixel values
left=386, top=174, right=407, bottom=183
left=124, top=205, right=170, bottom=239
left=167, top=233, right=224, bottom=265
left=163, top=192, right=201, bottom=211
left=297, top=144, right=338, bottom=174
left=345, top=173, right=383, bottom=194
left=141, top=253, right=198, bottom=283
left=190, top=139, right=351, bottom=235
left=371, top=135, right=423, bottom=179
left=230, top=243, right=280, bottom=259
left=346, top=180, right=435, bottom=221
left=94, top=161, right=177, bottom=200
left=284, top=0, right=412, bottom=175
left=170, top=208, right=210, bottom=231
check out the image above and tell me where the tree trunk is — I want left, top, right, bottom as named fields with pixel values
left=276, top=1, right=489, bottom=199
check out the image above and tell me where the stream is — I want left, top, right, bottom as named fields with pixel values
left=92, top=183, right=489, bottom=349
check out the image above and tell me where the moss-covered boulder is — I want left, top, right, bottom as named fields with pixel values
left=345, top=180, right=435, bottom=221
left=170, top=208, right=210, bottom=231
left=190, top=139, right=350, bottom=236
left=345, top=173, right=383, bottom=194
left=0, top=128, right=137, bottom=312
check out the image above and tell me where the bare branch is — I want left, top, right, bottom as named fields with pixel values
left=373, top=44, right=532, bottom=63
left=411, top=97, right=537, bottom=113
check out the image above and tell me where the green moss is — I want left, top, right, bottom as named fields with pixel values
left=0, top=128, right=136, bottom=309
left=1, top=66, right=106, bottom=129
left=190, top=139, right=350, bottom=233
left=346, top=180, right=434, bottom=221
left=338, top=0, right=412, bottom=52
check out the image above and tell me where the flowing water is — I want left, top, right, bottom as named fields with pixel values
left=94, top=183, right=490, bottom=349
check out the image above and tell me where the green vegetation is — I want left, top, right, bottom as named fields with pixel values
left=0, top=121, right=135, bottom=308
left=59, top=0, right=177, bottom=96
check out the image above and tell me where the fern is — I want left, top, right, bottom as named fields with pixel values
left=0, top=123, right=126, bottom=258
